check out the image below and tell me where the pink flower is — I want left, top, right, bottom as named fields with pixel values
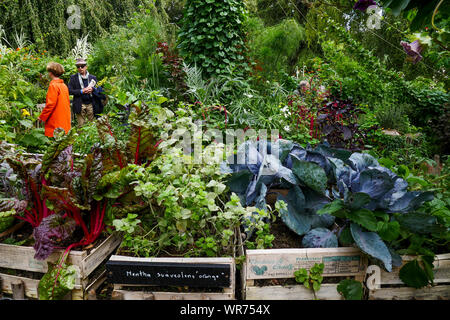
left=400, top=40, right=423, bottom=64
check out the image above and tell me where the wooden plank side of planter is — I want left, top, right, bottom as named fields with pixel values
left=369, top=285, right=450, bottom=300
left=0, top=273, right=40, bottom=299
left=378, top=255, right=450, bottom=286
left=0, top=243, right=86, bottom=274
left=81, top=232, right=123, bottom=278
left=245, top=247, right=367, bottom=280
left=367, top=253, right=450, bottom=300
left=246, top=284, right=343, bottom=300
left=0, top=232, right=121, bottom=299
left=111, top=289, right=234, bottom=300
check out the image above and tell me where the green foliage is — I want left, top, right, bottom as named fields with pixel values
left=375, top=103, right=411, bottom=133
left=294, top=263, right=324, bottom=299
left=0, top=0, right=151, bottom=55
left=178, top=0, right=249, bottom=77
left=248, top=18, right=306, bottom=79
left=38, top=262, right=77, bottom=300
left=399, top=255, right=435, bottom=289
left=0, top=209, right=15, bottom=233
left=337, top=279, right=363, bottom=300
left=88, top=12, right=167, bottom=91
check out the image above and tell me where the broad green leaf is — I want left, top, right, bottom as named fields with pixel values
left=399, top=258, right=434, bottom=289
left=347, top=209, right=378, bottom=232
left=377, top=221, right=400, bottom=241
left=337, top=279, right=363, bottom=300
left=317, top=199, right=344, bottom=215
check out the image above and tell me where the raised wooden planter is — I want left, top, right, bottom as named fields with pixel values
left=107, top=229, right=242, bottom=300
left=366, top=253, right=450, bottom=300
left=108, top=255, right=236, bottom=300
left=241, top=247, right=368, bottom=300
left=0, top=232, right=122, bottom=300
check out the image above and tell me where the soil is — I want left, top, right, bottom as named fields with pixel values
left=270, top=219, right=304, bottom=249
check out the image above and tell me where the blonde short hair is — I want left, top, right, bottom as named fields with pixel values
left=46, top=62, right=65, bottom=77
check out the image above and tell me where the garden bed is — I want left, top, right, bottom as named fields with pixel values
left=0, top=232, right=122, bottom=299
left=366, top=254, right=450, bottom=300
left=239, top=220, right=367, bottom=300
left=242, top=247, right=367, bottom=300
left=106, top=230, right=240, bottom=300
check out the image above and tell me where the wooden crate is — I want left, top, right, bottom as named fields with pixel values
left=366, top=253, right=450, bottom=300
left=108, top=255, right=236, bottom=300
left=241, top=246, right=368, bottom=300
left=0, top=232, right=122, bottom=300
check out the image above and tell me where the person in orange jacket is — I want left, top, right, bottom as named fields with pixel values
left=39, top=62, right=71, bottom=137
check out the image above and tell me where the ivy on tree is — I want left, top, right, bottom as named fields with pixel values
left=178, top=0, right=249, bottom=78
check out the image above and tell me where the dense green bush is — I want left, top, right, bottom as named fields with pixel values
left=0, top=0, right=150, bottom=55
left=88, top=12, right=168, bottom=92
left=248, top=18, right=306, bottom=80
left=178, top=0, right=248, bottom=77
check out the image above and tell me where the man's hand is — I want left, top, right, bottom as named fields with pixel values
left=82, top=87, right=93, bottom=94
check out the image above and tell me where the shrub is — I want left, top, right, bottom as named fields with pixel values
left=249, top=18, right=306, bottom=80
left=375, top=103, right=411, bottom=133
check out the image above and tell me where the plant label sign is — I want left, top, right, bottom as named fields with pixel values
left=106, top=260, right=231, bottom=288
left=246, top=248, right=366, bottom=280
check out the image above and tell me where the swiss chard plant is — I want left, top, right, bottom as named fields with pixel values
left=222, top=139, right=446, bottom=285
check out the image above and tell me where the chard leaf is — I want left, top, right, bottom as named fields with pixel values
left=347, top=209, right=378, bottom=232
left=337, top=279, right=363, bottom=300
left=81, top=147, right=103, bottom=205
left=292, top=158, right=327, bottom=194
left=0, top=210, right=16, bottom=233
left=32, top=214, right=77, bottom=260
left=350, top=223, right=392, bottom=272
left=302, top=228, right=338, bottom=248
left=0, top=198, right=27, bottom=213
left=38, top=262, right=77, bottom=300
left=42, top=129, right=77, bottom=175
left=127, top=104, right=158, bottom=165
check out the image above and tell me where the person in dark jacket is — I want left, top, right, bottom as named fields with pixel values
left=68, top=58, right=106, bottom=126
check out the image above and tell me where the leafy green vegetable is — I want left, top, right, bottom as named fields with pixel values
left=38, top=262, right=77, bottom=300
left=337, top=279, right=363, bottom=300
left=399, top=256, right=435, bottom=289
